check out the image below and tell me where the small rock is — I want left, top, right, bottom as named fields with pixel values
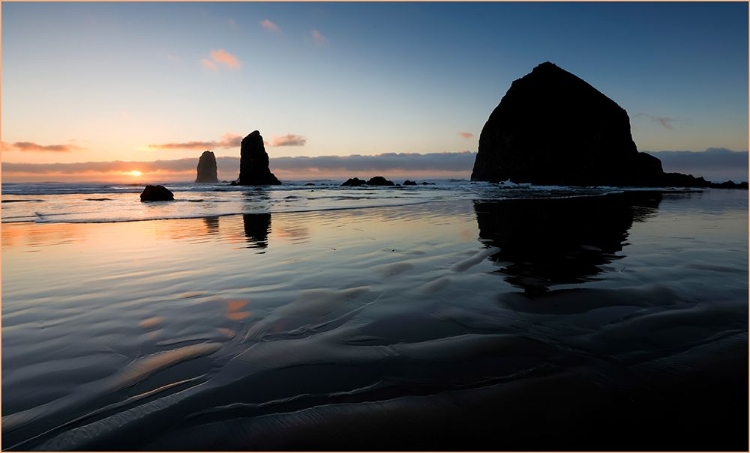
left=366, top=176, right=395, bottom=186
left=140, top=185, right=174, bottom=202
left=342, top=177, right=366, bottom=187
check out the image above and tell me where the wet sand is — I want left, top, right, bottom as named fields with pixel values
left=2, top=190, right=748, bottom=450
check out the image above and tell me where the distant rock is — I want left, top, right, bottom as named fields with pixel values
left=196, top=150, right=218, bottom=183
left=471, top=62, right=664, bottom=186
left=238, top=131, right=281, bottom=185
left=712, top=180, right=748, bottom=189
left=367, top=176, right=395, bottom=186
left=342, top=177, right=366, bottom=187
left=403, top=180, right=417, bottom=186
left=140, top=185, right=174, bottom=202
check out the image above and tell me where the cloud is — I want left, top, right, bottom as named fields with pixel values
left=261, top=19, right=279, bottom=32
left=458, top=132, right=474, bottom=139
left=148, top=133, right=242, bottom=151
left=7, top=141, right=82, bottom=152
left=166, top=54, right=180, bottom=63
left=201, top=49, right=241, bottom=71
left=3, top=152, right=477, bottom=178
left=267, top=135, right=307, bottom=147
left=209, top=49, right=241, bottom=69
left=634, top=113, right=674, bottom=129
left=270, top=151, right=476, bottom=173
left=311, top=30, right=328, bottom=45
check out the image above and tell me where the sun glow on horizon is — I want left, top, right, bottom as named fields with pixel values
left=126, top=170, right=142, bottom=177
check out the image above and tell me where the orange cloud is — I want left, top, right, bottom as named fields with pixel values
left=209, top=49, right=241, bottom=70
left=148, top=133, right=242, bottom=150
left=8, top=141, right=82, bottom=152
left=458, top=132, right=474, bottom=139
left=267, top=134, right=307, bottom=147
left=311, top=30, right=328, bottom=45
left=261, top=19, right=279, bottom=32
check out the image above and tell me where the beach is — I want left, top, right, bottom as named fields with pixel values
left=2, top=182, right=748, bottom=450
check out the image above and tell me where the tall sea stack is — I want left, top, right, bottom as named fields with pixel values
left=471, top=62, right=664, bottom=186
left=195, top=150, right=218, bottom=183
left=238, top=131, right=281, bottom=185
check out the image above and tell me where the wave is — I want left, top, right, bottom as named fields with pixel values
left=2, top=180, right=696, bottom=225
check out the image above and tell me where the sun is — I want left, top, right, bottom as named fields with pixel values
left=127, top=170, right=143, bottom=177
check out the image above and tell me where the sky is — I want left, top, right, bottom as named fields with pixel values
left=2, top=2, right=748, bottom=183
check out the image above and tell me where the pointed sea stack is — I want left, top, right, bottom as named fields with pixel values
left=238, top=131, right=281, bottom=185
left=471, top=62, right=663, bottom=186
left=195, top=150, right=218, bottom=183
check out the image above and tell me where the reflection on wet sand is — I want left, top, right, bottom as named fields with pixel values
left=474, top=191, right=662, bottom=294
left=203, top=216, right=220, bottom=235
left=243, top=213, right=271, bottom=250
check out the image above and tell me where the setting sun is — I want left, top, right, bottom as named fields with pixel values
left=127, top=170, right=142, bottom=177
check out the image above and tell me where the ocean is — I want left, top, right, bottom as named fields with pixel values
left=2, top=180, right=748, bottom=450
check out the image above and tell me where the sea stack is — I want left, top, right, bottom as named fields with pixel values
left=238, top=131, right=281, bottom=185
left=195, top=150, right=218, bottom=183
left=471, top=62, right=663, bottom=186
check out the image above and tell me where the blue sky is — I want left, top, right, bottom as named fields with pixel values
left=2, top=2, right=747, bottom=182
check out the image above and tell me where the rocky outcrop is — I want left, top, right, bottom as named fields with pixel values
left=471, top=62, right=665, bottom=186
left=195, top=151, right=218, bottom=183
left=342, top=177, right=366, bottom=187
left=238, top=131, right=281, bottom=185
left=140, top=185, right=174, bottom=202
left=366, top=176, right=395, bottom=186
left=403, top=180, right=417, bottom=186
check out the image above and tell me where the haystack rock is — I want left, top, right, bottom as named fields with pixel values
left=195, top=150, right=218, bottom=183
left=471, top=62, right=664, bottom=186
left=140, top=185, right=174, bottom=202
left=238, top=131, right=281, bottom=185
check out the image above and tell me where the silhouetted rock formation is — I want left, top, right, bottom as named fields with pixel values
left=140, top=185, right=174, bottom=202
left=474, top=191, right=662, bottom=294
left=342, top=177, right=366, bottom=187
left=367, top=176, right=395, bottom=186
left=196, top=151, right=218, bottom=183
left=660, top=173, right=748, bottom=189
left=470, top=62, right=673, bottom=186
left=238, top=131, right=281, bottom=185
left=713, top=180, right=748, bottom=189
left=403, top=180, right=417, bottom=186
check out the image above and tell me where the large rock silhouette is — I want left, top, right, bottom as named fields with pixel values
left=238, top=131, right=281, bottom=185
left=195, top=150, right=218, bottom=183
left=471, top=62, right=664, bottom=186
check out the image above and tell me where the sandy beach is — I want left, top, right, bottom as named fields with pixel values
left=2, top=187, right=747, bottom=450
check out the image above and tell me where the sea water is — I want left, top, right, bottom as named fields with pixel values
left=2, top=180, right=747, bottom=450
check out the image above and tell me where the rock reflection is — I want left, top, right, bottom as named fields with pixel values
left=203, top=216, right=220, bottom=235
left=243, top=213, right=271, bottom=250
left=474, top=191, right=662, bottom=294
